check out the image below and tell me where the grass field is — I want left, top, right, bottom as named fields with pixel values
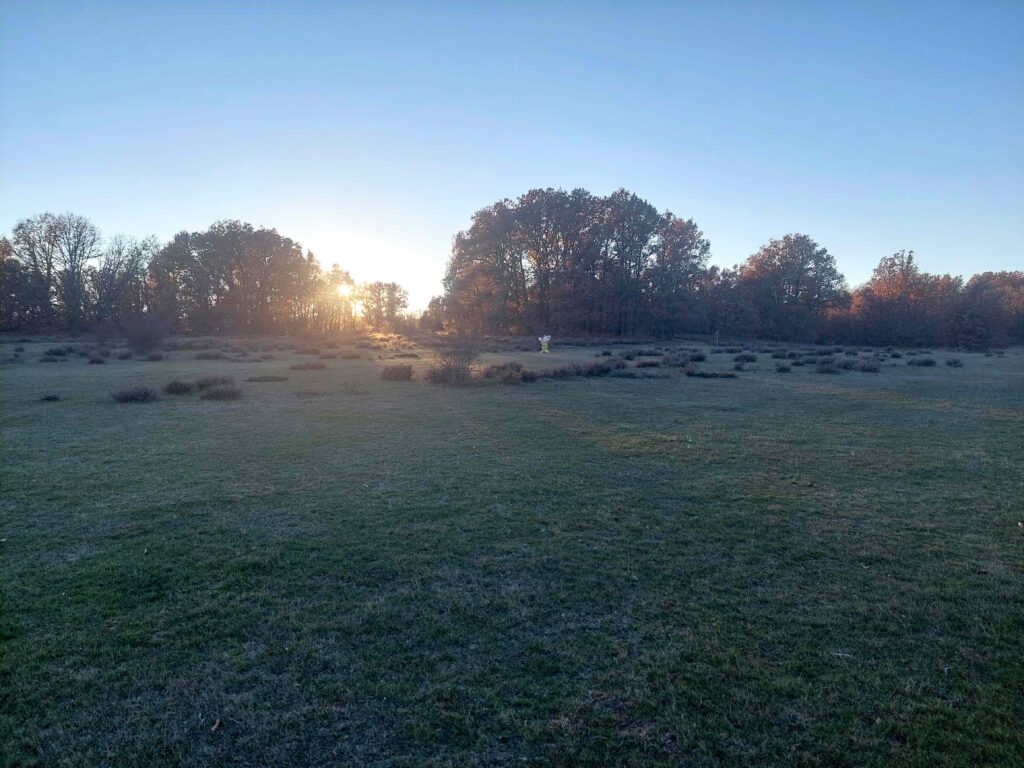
left=1, top=336, right=1022, bottom=767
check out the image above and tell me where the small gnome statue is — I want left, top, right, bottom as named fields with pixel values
left=538, top=335, right=551, bottom=353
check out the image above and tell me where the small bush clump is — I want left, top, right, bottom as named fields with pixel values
left=112, top=386, right=159, bottom=403
left=685, top=369, right=738, bottom=379
left=635, top=360, right=661, bottom=368
left=856, top=361, right=880, bottom=373
left=733, top=353, right=757, bottom=363
left=164, top=381, right=194, bottom=395
left=815, top=361, right=840, bottom=374
left=88, top=357, right=106, bottom=364
left=195, top=352, right=227, bottom=360
left=945, top=358, right=963, bottom=367
left=200, top=386, right=243, bottom=401
left=907, top=358, right=937, bottom=367
left=380, top=364, right=414, bottom=381
left=244, top=375, right=289, bottom=383
left=195, top=376, right=234, bottom=390
left=290, top=362, right=327, bottom=371
left=775, top=363, right=792, bottom=373
left=40, top=393, right=61, bottom=402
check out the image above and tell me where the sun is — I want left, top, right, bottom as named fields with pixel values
left=336, top=283, right=353, bottom=298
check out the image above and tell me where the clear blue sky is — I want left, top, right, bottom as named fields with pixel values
left=1, top=1, right=1021, bottom=308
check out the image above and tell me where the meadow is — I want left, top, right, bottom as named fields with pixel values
left=1, top=335, right=1021, bottom=767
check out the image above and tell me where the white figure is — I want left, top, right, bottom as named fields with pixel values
left=539, top=335, right=551, bottom=353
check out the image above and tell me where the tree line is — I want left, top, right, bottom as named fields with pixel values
left=439, top=188, right=1023, bottom=348
left=3, top=198, right=1021, bottom=348
left=0, top=214, right=409, bottom=334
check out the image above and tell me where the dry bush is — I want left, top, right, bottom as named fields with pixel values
left=685, top=369, right=737, bottom=379
left=40, top=393, right=61, bottom=402
left=426, top=337, right=481, bottom=385
left=164, top=381, right=194, bottom=395
left=121, top=315, right=166, bottom=354
left=907, top=358, right=937, bottom=367
left=734, top=353, right=757, bottom=363
left=201, top=386, right=243, bottom=401
left=380, top=364, right=414, bottom=381
left=112, top=386, right=159, bottom=403
left=775, top=363, right=792, bottom=373
left=195, top=376, right=234, bottom=390
left=945, top=358, right=963, bottom=367
left=635, top=360, right=661, bottom=368
left=290, top=362, right=327, bottom=371
left=244, top=375, right=289, bottom=383
left=855, top=361, right=881, bottom=373
left=88, top=357, right=106, bottom=364
left=195, top=352, right=227, bottom=360
left=816, top=360, right=840, bottom=374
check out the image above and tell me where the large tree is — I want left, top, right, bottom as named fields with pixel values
left=737, top=234, right=847, bottom=340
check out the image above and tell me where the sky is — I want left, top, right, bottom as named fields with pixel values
left=1, top=1, right=1022, bottom=310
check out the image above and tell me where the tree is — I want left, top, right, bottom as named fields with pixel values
left=52, top=213, right=101, bottom=331
left=359, top=281, right=408, bottom=330
left=737, top=234, right=847, bottom=340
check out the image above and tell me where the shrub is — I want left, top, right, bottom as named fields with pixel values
left=195, top=352, right=227, bottom=360
left=392, top=352, right=420, bottom=359
left=688, top=352, right=707, bottom=362
left=145, top=353, right=164, bottom=361
left=44, top=347, right=68, bottom=356
left=775, top=363, right=792, bottom=373
left=889, top=351, right=903, bottom=359
left=945, top=358, right=963, bottom=368
left=117, top=351, right=133, bottom=360
left=815, top=361, right=840, bottom=374
left=244, top=375, right=289, bottom=382
left=635, top=349, right=663, bottom=357
left=164, top=381, right=194, bottom=395
left=733, top=362, right=745, bottom=371
left=195, top=376, right=234, bottom=390
left=724, top=347, right=742, bottom=354
left=88, top=357, right=106, bottom=364
left=290, top=362, right=327, bottom=371
left=685, top=369, right=737, bottom=379
left=482, top=362, right=523, bottom=379
left=791, top=359, right=806, bottom=367
left=121, top=314, right=166, bottom=354
left=40, top=393, right=61, bottom=402
left=340, top=381, right=366, bottom=394
left=318, top=353, right=338, bottom=359
left=340, top=352, right=361, bottom=359
left=734, top=353, right=757, bottom=363
left=200, top=386, right=243, bottom=401
left=295, top=347, right=321, bottom=355
left=519, top=369, right=539, bottom=383
left=771, top=351, right=788, bottom=359
left=427, top=337, right=481, bottom=385
left=112, top=386, right=159, bottom=403
left=601, top=350, right=612, bottom=356
left=908, top=358, right=937, bottom=367
left=635, top=360, right=661, bottom=368
left=856, top=361, right=880, bottom=373
left=380, top=364, right=414, bottom=381
left=836, top=359, right=857, bottom=370
left=40, top=355, right=64, bottom=362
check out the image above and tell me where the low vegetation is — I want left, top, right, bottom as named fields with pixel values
left=1, top=335, right=1020, bottom=766
left=110, top=385, right=159, bottom=402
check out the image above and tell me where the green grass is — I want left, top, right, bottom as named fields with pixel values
left=1, top=338, right=1022, bottom=766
